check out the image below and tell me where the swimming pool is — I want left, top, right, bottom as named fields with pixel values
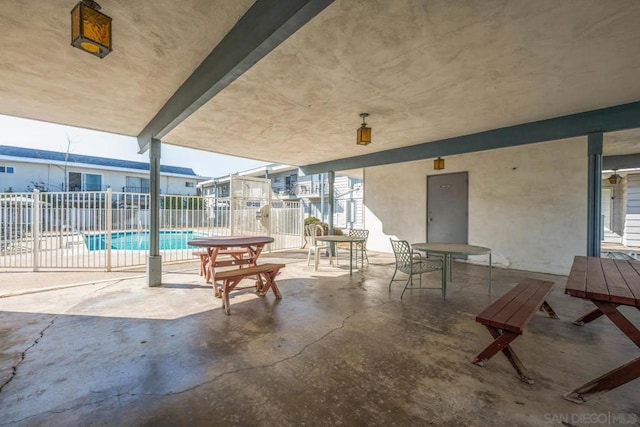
left=84, top=230, right=209, bottom=251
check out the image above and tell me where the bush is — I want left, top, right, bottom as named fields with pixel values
left=304, top=216, right=321, bottom=226
left=304, top=216, right=343, bottom=235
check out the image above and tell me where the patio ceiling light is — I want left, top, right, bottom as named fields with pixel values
left=357, top=113, right=371, bottom=146
left=608, top=169, right=621, bottom=185
left=71, top=0, right=112, bottom=58
left=434, top=157, right=445, bottom=170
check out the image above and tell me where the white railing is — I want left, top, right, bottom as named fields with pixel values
left=0, top=190, right=303, bottom=270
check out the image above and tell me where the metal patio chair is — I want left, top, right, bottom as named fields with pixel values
left=349, top=228, right=369, bottom=266
left=389, top=238, right=445, bottom=299
left=335, top=228, right=369, bottom=267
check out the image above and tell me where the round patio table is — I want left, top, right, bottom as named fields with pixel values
left=315, top=235, right=366, bottom=275
left=412, top=242, right=492, bottom=295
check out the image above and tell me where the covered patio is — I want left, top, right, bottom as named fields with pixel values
left=2, top=0, right=640, bottom=279
left=2, top=0, right=640, bottom=424
left=1, top=253, right=638, bottom=425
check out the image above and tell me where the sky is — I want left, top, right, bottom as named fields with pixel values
left=0, top=114, right=268, bottom=179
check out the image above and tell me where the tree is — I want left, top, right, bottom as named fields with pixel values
left=31, top=133, right=79, bottom=191
left=60, top=134, right=78, bottom=191
left=28, top=181, right=47, bottom=192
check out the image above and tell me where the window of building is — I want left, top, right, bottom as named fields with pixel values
left=185, top=182, right=194, bottom=188
left=68, top=172, right=102, bottom=191
left=85, top=174, right=102, bottom=191
left=125, top=176, right=150, bottom=193
left=0, top=165, right=14, bottom=173
left=68, top=172, right=82, bottom=191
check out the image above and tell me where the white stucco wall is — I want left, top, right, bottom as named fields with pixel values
left=0, top=162, right=24, bottom=192
left=602, top=178, right=625, bottom=237
left=364, top=137, right=588, bottom=276
left=623, top=172, right=640, bottom=247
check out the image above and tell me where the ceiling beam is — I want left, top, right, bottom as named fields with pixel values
left=137, top=0, right=334, bottom=153
left=301, top=101, right=640, bottom=174
left=603, top=154, right=640, bottom=170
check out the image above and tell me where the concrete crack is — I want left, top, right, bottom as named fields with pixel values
left=92, top=278, right=127, bottom=293
left=0, top=275, right=139, bottom=299
left=0, top=313, right=360, bottom=423
left=1, top=300, right=396, bottom=422
left=56, top=279, right=129, bottom=315
left=0, top=316, right=57, bottom=395
left=131, top=299, right=398, bottom=399
left=0, top=386, right=137, bottom=426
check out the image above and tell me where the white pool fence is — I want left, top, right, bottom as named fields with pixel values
left=0, top=190, right=303, bottom=271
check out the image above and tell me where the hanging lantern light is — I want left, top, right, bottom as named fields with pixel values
left=434, top=157, right=445, bottom=170
left=71, top=0, right=112, bottom=58
left=608, top=169, right=621, bottom=185
left=357, top=113, right=371, bottom=146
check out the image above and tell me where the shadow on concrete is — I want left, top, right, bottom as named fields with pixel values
left=0, top=259, right=639, bottom=426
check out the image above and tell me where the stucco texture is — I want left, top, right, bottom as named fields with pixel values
left=365, top=137, right=587, bottom=275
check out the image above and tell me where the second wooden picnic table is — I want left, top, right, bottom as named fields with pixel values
left=564, top=255, right=640, bottom=403
left=188, top=235, right=274, bottom=287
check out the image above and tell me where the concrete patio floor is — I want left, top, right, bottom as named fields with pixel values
left=0, top=251, right=638, bottom=426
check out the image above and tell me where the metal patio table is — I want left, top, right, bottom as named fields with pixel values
left=315, top=235, right=366, bottom=275
left=412, top=242, right=492, bottom=295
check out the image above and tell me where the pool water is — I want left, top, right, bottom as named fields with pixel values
left=84, top=230, right=208, bottom=251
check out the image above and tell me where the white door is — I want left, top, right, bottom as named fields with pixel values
left=601, top=188, right=612, bottom=230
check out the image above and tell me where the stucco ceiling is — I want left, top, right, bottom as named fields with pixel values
left=0, top=0, right=254, bottom=136
left=0, top=0, right=639, bottom=168
left=604, top=128, right=640, bottom=156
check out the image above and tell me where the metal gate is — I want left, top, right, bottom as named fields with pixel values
left=223, top=175, right=302, bottom=250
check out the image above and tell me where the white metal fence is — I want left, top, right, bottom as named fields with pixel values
left=0, top=189, right=303, bottom=271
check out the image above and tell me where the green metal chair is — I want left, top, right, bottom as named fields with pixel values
left=334, top=228, right=369, bottom=267
left=349, top=229, right=369, bottom=266
left=389, top=238, right=445, bottom=299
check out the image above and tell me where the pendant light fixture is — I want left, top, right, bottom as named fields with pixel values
left=608, top=169, right=622, bottom=185
left=357, top=113, right=371, bottom=146
left=71, top=0, right=112, bottom=58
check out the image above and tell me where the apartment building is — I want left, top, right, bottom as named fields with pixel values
left=0, top=145, right=207, bottom=195
left=198, top=164, right=364, bottom=229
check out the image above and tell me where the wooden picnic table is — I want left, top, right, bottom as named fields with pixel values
left=188, top=236, right=274, bottom=286
left=563, top=255, right=640, bottom=403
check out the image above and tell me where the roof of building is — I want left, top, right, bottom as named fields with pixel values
left=0, top=145, right=198, bottom=177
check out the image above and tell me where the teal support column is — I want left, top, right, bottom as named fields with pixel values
left=320, top=173, right=325, bottom=222
left=587, top=133, right=603, bottom=257
left=147, top=138, right=162, bottom=287
left=328, top=171, right=335, bottom=234
left=328, top=171, right=335, bottom=256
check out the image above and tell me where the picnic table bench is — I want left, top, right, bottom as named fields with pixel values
left=213, top=263, right=286, bottom=315
left=473, top=278, right=558, bottom=383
